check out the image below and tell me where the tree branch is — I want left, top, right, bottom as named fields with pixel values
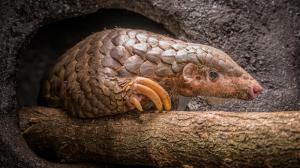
left=19, top=107, right=300, bottom=167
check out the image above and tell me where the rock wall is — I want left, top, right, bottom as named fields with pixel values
left=0, top=0, right=299, bottom=167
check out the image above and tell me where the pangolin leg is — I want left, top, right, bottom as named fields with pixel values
left=127, top=77, right=171, bottom=112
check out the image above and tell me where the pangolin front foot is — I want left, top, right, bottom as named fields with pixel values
left=126, top=77, right=171, bottom=112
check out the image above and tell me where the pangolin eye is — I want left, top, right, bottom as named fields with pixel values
left=209, top=71, right=219, bottom=81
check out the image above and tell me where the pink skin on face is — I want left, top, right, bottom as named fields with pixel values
left=231, top=74, right=263, bottom=100
left=178, top=72, right=263, bottom=100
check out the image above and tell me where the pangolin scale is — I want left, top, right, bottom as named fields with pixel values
left=43, top=28, right=263, bottom=118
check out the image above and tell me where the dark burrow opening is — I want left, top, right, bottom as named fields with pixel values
left=17, top=8, right=172, bottom=107
left=16, top=8, right=171, bottom=164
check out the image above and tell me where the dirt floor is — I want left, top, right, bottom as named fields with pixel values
left=1, top=0, right=300, bottom=167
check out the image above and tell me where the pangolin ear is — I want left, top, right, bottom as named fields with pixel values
left=182, top=63, right=197, bottom=82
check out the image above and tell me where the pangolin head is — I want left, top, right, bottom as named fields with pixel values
left=178, top=44, right=263, bottom=100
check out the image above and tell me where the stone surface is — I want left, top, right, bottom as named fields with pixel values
left=0, top=0, right=300, bottom=167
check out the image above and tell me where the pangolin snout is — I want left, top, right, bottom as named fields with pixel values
left=238, top=73, right=263, bottom=100
left=247, top=84, right=263, bottom=100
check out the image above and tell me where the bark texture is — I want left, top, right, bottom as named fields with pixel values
left=19, top=107, right=300, bottom=167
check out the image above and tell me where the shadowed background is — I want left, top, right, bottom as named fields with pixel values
left=0, top=0, right=299, bottom=167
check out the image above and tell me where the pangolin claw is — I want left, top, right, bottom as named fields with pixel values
left=135, top=77, right=171, bottom=111
left=129, top=96, right=143, bottom=112
left=134, top=83, right=163, bottom=111
left=128, top=77, right=171, bottom=112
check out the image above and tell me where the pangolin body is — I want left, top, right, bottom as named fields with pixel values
left=43, top=28, right=263, bottom=118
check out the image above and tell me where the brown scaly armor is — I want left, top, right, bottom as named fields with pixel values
left=43, top=28, right=263, bottom=118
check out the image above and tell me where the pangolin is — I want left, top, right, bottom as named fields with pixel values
left=42, top=28, right=263, bottom=118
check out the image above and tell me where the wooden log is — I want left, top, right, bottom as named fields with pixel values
left=19, top=106, right=300, bottom=167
